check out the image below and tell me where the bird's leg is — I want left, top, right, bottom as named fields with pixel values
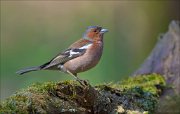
left=58, top=65, right=86, bottom=85
left=66, top=70, right=86, bottom=86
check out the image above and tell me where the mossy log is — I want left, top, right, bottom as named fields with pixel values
left=0, top=74, right=165, bottom=114
left=0, top=21, right=179, bottom=114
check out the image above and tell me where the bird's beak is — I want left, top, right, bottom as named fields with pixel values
left=100, top=29, right=108, bottom=33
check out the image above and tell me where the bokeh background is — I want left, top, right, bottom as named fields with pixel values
left=1, top=1, right=179, bottom=100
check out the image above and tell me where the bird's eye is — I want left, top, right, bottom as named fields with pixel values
left=94, top=30, right=97, bottom=32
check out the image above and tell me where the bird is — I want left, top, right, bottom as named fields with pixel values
left=16, top=26, right=108, bottom=84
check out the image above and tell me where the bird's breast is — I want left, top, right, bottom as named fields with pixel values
left=64, top=42, right=103, bottom=74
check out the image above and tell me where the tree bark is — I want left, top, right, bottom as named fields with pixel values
left=133, top=20, right=180, bottom=95
left=0, top=20, right=179, bottom=114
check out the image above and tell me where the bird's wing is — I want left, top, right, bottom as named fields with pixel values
left=42, top=39, right=92, bottom=69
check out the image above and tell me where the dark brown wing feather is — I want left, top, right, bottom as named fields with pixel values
left=42, top=39, right=91, bottom=69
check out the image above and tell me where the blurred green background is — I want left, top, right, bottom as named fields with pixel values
left=1, top=1, right=179, bottom=100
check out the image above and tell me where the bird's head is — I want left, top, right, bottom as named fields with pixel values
left=83, top=26, right=108, bottom=41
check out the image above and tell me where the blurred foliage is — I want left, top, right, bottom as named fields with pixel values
left=0, top=1, right=179, bottom=100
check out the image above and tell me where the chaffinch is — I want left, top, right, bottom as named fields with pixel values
left=17, top=26, right=108, bottom=83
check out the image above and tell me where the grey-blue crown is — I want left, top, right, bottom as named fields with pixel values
left=87, top=26, right=102, bottom=30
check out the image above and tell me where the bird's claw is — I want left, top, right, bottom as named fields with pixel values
left=76, top=79, right=89, bottom=86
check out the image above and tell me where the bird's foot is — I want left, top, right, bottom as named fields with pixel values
left=76, top=78, right=89, bottom=87
left=66, top=70, right=90, bottom=86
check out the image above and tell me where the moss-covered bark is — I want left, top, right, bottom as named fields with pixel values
left=0, top=74, right=165, bottom=114
left=133, top=20, right=180, bottom=95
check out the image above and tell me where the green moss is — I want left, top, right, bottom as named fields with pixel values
left=0, top=95, right=29, bottom=114
left=109, top=73, right=166, bottom=95
left=27, top=81, right=57, bottom=93
left=0, top=80, right=87, bottom=113
left=96, top=73, right=166, bottom=114
left=0, top=82, right=55, bottom=113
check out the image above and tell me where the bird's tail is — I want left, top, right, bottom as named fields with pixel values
left=16, top=62, right=51, bottom=75
left=16, top=66, right=41, bottom=75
